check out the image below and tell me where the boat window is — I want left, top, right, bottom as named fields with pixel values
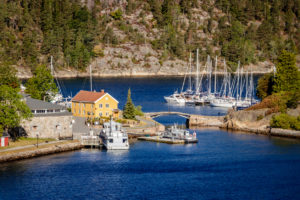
left=109, top=139, right=113, bottom=143
left=123, top=139, right=127, bottom=143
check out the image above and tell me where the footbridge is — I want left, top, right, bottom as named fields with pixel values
left=145, top=111, right=191, bottom=119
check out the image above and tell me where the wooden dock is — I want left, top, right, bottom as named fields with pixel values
left=80, top=136, right=101, bottom=147
left=138, top=136, right=186, bottom=144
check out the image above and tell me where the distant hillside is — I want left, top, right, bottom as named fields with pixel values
left=0, top=0, right=299, bottom=77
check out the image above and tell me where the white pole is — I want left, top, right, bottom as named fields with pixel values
left=189, top=52, right=192, bottom=92
left=208, top=55, right=212, bottom=95
left=50, top=56, right=53, bottom=75
left=223, top=59, right=227, bottom=97
left=195, top=49, right=199, bottom=94
left=214, top=56, right=218, bottom=94
left=90, top=65, right=92, bottom=92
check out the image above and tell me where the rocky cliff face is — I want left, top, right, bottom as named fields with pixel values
left=224, top=109, right=271, bottom=134
left=15, top=0, right=277, bottom=78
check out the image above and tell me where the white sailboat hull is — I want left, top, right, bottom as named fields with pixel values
left=210, top=99, right=234, bottom=108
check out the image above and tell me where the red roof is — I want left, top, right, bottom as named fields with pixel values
left=72, top=90, right=106, bottom=102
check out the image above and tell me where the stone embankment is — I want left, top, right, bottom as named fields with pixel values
left=189, top=109, right=300, bottom=139
left=0, top=141, right=82, bottom=163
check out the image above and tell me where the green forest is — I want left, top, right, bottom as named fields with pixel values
left=0, top=0, right=299, bottom=71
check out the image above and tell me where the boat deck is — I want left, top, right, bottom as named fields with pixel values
left=138, top=136, right=198, bottom=144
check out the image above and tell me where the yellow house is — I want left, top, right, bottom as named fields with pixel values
left=71, top=90, right=120, bottom=119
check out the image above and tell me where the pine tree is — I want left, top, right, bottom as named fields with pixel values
left=273, top=51, right=300, bottom=93
left=123, top=88, right=136, bottom=119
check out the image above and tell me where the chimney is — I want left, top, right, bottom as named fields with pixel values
left=101, top=89, right=104, bottom=93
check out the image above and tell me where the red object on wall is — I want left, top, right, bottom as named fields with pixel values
left=1, top=137, right=9, bottom=147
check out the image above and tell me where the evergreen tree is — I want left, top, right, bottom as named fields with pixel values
left=273, top=51, right=300, bottom=93
left=256, top=73, right=274, bottom=100
left=123, top=88, right=136, bottom=119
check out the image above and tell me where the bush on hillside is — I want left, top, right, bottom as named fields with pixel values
left=256, top=73, right=274, bottom=100
left=246, top=92, right=291, bottom=114
left=110, top=9, right=123, bottom=20
left=271, top=113, right=300, bottom=131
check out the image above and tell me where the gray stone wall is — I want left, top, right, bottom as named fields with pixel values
left=22, top=115, right=73, bottom=139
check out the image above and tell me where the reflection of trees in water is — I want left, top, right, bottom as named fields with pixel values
left=270, top=137, right=300, bottom=147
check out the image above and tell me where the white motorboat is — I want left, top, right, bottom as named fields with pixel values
left=100, top=119, right=129, bottom=150
left=163, top=124, right=197, bottom=143
left=164, top=92, right=185, bottom=105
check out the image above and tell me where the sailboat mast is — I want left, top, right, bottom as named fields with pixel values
left=245, top=71, right=249, bottom=99
left=195, top=49, right=199, bottom=94
left=188, top=52, right=192, bottom=92
left=90, top=65, right=92, bottom=91
left=223, top=59, right=227, bottom=97
left=208, top=56, right=212, bottom=95
left=236, top=61, right=240, bottom=101
left=181, top=56, right=189, bottom=93
left=50, top=56, right=53, bottom=75
left=214, top=56, right=218, bottom=94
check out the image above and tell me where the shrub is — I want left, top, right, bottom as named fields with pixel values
left=271, top=113, right=300, bottom=130
left=135, top=105, right=144, bottom=116
left=247, top=92, right=297, bottom=114
left=110, top=9, right=123, bottom=20
left=247, top=92, right=286, bottom=112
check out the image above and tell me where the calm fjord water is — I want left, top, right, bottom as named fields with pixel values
left=1, top=77, right=300, bottom=200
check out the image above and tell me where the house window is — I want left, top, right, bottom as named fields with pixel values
left=99, top=112, right=102, bottom=117
left=99, top=104, right=102, bottom=108
left=91, top=104, right=94, bottom=109
left=88, top=112, right=91, bottom=115
left=106, top=104, right=109, bottom=108
left=31, top=110, right=35, bottom=113
left=32, top=126, right=38, bottom=130
left=83, top=110, right=85, bottom=115
left=106, top=112, right=109, bottom=116
left=83, top=104, right=85, bottom=108
left=73, top=109, right=76, bottom=113
left=79, top=103, right=81, bottom=107
left=47, top=110, right=53, bottom=113
left=79, top=110, right=81, bottom=114
left=36, top=110, right=45, bottom=113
